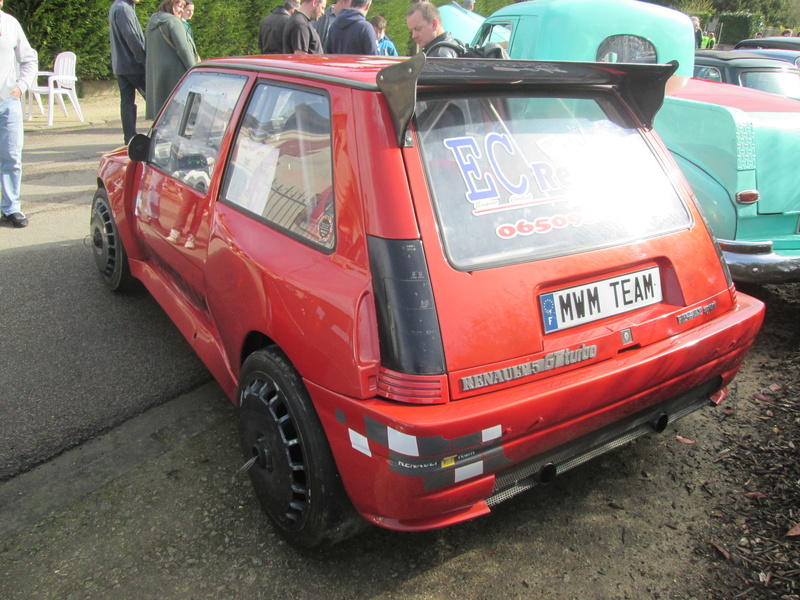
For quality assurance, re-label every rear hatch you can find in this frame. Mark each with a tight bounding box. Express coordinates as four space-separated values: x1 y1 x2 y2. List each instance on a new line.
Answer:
405 70 734 401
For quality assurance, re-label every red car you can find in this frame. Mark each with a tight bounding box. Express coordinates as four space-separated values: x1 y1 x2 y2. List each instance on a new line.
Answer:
90 55 764 548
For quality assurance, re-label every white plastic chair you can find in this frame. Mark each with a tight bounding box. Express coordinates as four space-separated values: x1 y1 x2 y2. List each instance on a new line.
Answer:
26 51 84 126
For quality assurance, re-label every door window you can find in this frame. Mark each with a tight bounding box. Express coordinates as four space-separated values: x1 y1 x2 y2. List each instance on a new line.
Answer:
150 72 247 192
474 21 512 50
694 66 722 82
221 83 335 251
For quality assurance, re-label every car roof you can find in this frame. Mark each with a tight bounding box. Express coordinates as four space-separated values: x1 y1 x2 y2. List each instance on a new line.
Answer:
734 47 800 61
671 78 800 112
695 50 798 69
735 37 800 50
196 54 679 133
200 55 401 89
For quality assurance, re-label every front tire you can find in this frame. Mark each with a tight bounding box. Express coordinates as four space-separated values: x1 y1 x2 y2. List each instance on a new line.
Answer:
238 347 364 548
90 189 134 292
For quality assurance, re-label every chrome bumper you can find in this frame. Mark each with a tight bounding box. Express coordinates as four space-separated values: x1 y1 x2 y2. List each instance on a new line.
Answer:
720 239 800 285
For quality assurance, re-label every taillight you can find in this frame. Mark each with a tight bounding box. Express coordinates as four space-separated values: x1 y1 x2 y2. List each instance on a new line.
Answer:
735 190 759 204
368 236 447 403
377 367 449 404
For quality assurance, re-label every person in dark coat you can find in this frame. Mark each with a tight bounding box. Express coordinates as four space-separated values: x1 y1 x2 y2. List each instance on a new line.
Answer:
145 0 198 120
283 0 327 54
313 0 350 52
259 0 300 54
109 0 146 144
327 0 377 54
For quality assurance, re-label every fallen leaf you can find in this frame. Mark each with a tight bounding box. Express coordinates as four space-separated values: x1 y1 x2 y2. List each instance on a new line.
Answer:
676 435 695 444
712 542 730 560
786 523 800 537
769 383 782 392
745 492 767 500
752 393 772 402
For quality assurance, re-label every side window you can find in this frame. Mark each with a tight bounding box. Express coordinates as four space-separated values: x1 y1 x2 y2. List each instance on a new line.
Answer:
694 66 722 82
221 83 334 251
475 21 512 50
150 72 247 193
597 35 657 64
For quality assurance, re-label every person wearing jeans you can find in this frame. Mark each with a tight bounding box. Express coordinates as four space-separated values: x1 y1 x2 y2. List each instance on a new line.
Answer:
0 0 37 229
109 0 146 145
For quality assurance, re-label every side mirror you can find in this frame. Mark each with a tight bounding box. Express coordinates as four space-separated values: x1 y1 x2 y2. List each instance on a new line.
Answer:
127 134 151 163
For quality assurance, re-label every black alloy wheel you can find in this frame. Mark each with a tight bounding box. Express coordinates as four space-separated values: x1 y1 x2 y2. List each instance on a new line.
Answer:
238 347 364 548
90 189 133 292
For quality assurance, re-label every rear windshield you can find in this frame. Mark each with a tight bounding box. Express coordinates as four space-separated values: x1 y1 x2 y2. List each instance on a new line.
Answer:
415 93 691 269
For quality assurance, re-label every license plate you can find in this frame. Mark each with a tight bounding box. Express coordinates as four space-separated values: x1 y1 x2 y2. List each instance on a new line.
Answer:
540 267 662 333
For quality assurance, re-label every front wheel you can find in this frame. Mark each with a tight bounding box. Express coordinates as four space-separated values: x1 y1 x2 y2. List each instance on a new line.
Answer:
238 347 364 548
90 189 134 292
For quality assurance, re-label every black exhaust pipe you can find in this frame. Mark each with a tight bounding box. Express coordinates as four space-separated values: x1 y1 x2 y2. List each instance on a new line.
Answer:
651 413 669 433
536 462 558 485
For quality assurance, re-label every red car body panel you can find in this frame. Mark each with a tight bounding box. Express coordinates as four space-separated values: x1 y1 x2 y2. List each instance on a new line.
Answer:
672 77 800 112
94 56 764 533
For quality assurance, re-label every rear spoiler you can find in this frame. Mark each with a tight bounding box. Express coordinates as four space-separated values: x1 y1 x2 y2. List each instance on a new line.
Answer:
376 53 678 147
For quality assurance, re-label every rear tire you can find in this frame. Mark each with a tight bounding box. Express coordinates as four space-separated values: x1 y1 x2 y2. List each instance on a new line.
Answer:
238 347 364 548
90 189 134 292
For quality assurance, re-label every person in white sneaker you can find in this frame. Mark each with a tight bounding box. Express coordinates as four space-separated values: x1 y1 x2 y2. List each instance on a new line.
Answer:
0 0 37 228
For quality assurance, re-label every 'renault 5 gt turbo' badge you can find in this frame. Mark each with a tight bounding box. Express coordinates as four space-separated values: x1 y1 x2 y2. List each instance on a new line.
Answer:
460 344 598 391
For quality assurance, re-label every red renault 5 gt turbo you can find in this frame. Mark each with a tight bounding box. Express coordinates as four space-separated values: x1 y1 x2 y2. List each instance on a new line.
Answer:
90 54 764 548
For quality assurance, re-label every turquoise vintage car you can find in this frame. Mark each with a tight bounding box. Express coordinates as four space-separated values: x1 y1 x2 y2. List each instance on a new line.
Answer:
469 0 800 284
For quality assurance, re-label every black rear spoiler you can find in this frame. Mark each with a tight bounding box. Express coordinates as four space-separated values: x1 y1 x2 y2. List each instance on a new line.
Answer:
376 53 678 147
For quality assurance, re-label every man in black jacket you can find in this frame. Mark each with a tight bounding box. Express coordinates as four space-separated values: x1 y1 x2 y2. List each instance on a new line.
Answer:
259 0 300 54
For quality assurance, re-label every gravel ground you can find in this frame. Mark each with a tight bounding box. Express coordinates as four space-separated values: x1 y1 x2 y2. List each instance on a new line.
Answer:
0 283 797 599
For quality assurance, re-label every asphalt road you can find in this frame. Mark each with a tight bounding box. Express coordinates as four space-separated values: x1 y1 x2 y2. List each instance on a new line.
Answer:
0 106 211 481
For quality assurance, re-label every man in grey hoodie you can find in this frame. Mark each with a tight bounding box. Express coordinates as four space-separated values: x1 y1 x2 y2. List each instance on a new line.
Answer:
326 0 377 55
109 0 146 145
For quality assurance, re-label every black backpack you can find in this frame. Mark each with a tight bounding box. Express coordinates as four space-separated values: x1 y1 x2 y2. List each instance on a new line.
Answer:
427 39 510 59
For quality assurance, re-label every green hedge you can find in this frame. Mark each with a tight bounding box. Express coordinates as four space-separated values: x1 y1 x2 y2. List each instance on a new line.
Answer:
718 12 763 45
7 0 520 81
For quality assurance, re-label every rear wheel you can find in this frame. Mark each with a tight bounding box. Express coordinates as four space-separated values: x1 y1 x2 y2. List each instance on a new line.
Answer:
90 189 134 291
238 347 364 548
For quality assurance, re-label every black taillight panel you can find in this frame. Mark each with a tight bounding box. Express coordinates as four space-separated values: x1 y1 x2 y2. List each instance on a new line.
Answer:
368 236 446 375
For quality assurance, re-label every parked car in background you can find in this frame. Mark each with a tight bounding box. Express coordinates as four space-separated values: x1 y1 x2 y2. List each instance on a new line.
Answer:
655 80 800 283
474 0 800 284
90 54 763 547
693 50 800 100
470 0 695 88
438 1 485 45
734 47 800 69
735 36 800 51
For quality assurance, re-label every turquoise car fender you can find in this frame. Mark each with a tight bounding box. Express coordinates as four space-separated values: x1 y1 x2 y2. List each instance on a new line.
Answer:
668 152 737 240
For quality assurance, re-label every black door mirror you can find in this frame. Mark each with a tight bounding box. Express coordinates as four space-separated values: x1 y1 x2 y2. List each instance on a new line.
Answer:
127 134 151 163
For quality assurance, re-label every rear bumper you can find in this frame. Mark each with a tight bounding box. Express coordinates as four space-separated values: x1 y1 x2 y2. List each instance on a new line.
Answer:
721 239 800 284
310 293 764 532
